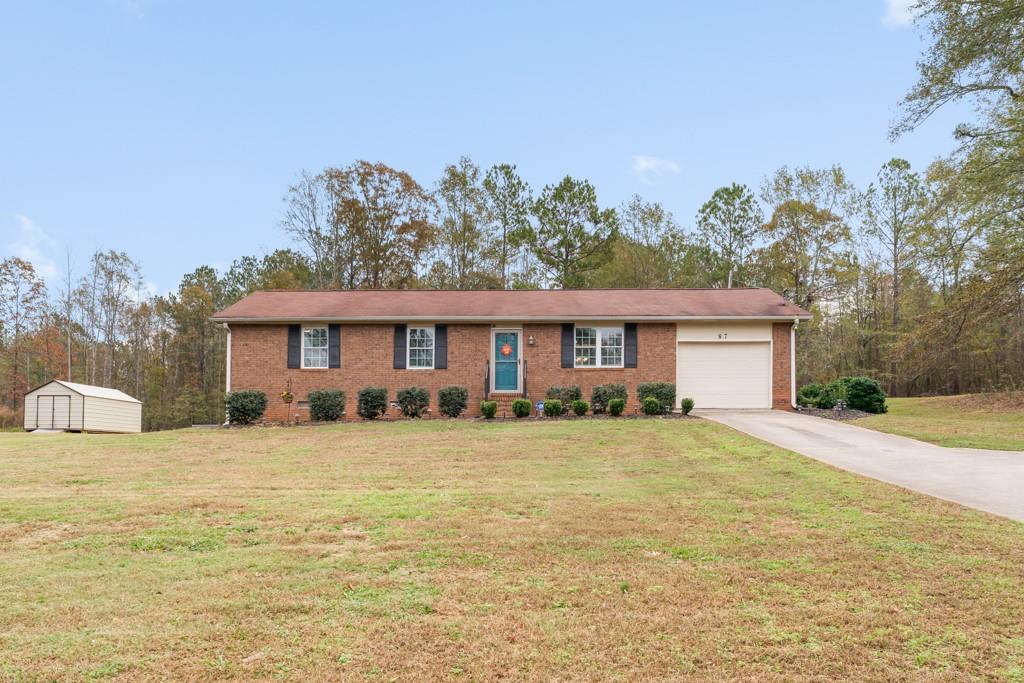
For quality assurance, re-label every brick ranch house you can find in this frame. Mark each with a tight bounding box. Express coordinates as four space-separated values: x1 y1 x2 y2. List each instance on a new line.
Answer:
211 288 811 420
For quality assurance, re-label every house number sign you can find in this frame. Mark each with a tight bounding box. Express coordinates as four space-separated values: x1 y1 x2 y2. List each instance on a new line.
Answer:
718 333 728 340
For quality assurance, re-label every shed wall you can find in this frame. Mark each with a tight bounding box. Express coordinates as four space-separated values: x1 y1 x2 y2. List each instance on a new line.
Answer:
83 397 143 433
23 382 84 430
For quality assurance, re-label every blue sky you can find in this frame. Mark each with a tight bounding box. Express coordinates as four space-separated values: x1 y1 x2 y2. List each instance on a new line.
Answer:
1 1 963 294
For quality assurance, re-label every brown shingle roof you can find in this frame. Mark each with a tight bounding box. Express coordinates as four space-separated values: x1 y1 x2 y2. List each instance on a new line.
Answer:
212 288 810 322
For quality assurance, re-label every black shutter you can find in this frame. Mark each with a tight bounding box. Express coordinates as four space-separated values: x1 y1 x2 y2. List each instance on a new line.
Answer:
393 324 407 369
434 325 448 369
561 323 574 368
328 324 341 368
624 323 638 368
287 324 301 369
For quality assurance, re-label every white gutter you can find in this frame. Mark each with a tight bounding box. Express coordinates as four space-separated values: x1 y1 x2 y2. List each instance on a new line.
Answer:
223 323 231 425
790 317 798 408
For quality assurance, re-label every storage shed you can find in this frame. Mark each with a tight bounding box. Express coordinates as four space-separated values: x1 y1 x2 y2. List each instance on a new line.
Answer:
23 380 142 433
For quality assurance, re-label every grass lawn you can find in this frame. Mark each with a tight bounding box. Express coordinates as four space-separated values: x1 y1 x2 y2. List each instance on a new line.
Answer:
857 394 1024 451
1 420 1023 681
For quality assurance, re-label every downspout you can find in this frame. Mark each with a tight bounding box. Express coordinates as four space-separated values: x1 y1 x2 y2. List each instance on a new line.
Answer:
223 323 231 425
790 317 798 408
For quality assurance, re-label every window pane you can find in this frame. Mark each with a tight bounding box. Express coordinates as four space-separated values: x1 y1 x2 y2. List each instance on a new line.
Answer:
302 327 328 367
575 327 596 346
601 346 622 366
576 347 596 366
408 327 434 368
599 327 623 367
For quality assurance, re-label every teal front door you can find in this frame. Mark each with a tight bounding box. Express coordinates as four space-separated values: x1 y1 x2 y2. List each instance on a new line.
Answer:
494 331 519 391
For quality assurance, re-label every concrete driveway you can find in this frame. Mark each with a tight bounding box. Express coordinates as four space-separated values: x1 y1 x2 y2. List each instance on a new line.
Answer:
696 409 1024 522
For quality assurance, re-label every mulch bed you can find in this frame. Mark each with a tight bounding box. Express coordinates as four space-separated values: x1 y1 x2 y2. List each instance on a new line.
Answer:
797 406 872 421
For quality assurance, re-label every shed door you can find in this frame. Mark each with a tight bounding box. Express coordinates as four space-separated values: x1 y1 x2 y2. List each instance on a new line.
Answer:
36 396 55 429
677 342 771 409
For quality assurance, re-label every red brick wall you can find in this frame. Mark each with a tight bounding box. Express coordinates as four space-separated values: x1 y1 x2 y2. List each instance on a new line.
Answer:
229 322 678 420
772 322 794 410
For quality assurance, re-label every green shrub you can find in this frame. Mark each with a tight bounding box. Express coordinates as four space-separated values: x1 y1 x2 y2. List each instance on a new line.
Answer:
680 397 695 415
637 382 675 415
480 400 498 419
546 385 581 412
226 391 267 425
814 384 840 409
437 386 468 418
841 376 888 413
543 399 563 417
396 387 430 417
797 383 825 408
642 396 662 416
308 390 345 421
357 387 388 419
608 398 625 416
591 383 627 414
511 398 532 418
571 400 589 416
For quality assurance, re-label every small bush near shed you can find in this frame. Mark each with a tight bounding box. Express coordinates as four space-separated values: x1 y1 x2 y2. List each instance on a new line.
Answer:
511 398 532 418
437 386 469 418
226 391 267 425
480 400 498 419
680 397 695 415
642 396 662 416
308 390 345 421
591 383 627 414
396 387 430 418
608 398 625 416
543 400 563 417
637 382 675 415
357 387 388 420
546 385 582 411
571 400 589 416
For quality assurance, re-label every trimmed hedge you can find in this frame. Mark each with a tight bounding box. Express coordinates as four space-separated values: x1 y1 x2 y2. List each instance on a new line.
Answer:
543 399 563 417
546 385 581 413
680 397 695 415
396 387 430 418
571 400 589 416
511 398 532 418
438 386 468 418
308 390 345 421
642 396 662 416
590 383 627 414
840 376 887 413
637 382 675 415
357 387 388 419
480 400 498 419
226 391 267 425
608 398 625 416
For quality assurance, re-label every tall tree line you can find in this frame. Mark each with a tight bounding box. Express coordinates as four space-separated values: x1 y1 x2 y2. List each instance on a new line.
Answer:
1 0 1020 428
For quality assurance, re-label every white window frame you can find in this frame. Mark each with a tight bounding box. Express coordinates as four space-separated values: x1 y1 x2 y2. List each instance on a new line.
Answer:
407 325 435 370
301 325 330 369
574 325 624 368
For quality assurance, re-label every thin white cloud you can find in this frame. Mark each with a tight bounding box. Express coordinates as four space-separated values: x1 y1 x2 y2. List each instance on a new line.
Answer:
631 155 681 184
110 0 145 18
882 0 916 28
10 214 59 279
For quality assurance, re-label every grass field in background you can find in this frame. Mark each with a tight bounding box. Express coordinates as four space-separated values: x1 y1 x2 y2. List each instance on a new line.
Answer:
857 394 1024 450
1 420 1022 681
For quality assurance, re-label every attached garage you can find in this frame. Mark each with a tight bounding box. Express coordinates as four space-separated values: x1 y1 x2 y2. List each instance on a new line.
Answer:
676 323 775 410
23 380 142 433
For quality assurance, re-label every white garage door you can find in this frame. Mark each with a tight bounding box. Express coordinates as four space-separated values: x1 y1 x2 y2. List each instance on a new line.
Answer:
677 342 771 409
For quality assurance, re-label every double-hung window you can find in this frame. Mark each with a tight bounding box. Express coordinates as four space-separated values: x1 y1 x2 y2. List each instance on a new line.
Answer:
302 326 329 368
408 326 434 369
574 326 623 368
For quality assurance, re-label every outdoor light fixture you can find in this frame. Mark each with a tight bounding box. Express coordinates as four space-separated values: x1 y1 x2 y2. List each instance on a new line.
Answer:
528 335 536 346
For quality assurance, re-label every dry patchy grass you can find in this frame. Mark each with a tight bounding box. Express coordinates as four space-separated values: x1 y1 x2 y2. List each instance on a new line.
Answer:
858 394 1024 450
0 420 1022 681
